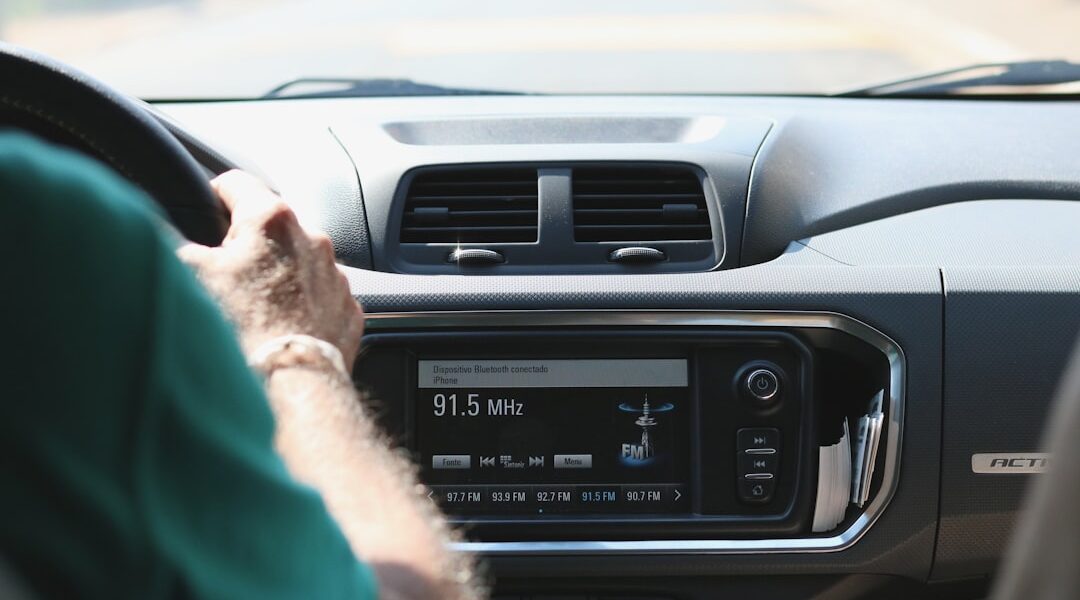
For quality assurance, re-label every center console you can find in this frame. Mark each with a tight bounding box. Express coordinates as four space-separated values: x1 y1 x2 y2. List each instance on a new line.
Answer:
355 311 902 553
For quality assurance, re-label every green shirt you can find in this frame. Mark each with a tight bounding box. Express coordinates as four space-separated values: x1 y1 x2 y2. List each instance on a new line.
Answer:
0 132 377 599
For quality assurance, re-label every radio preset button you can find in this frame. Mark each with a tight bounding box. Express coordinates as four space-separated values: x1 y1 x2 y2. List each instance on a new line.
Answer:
430 485 484 511
533 486 575 512
486 486 532 510
577 486 620 507
621 484 680 511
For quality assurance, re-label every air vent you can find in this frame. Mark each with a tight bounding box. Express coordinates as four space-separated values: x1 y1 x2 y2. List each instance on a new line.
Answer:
572 166 712 242
401 168 538 243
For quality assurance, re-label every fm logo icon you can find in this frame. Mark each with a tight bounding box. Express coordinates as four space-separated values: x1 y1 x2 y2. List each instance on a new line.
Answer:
618 395 675 467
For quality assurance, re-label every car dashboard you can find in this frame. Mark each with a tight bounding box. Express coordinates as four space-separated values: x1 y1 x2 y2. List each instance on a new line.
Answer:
160 94 1080 599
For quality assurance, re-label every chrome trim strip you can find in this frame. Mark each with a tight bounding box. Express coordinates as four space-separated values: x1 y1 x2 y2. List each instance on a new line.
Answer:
363 309 905 555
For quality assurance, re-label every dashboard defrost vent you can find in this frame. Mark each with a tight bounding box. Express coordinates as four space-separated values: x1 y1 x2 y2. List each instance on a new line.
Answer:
401 167 538 243
572 165 711 242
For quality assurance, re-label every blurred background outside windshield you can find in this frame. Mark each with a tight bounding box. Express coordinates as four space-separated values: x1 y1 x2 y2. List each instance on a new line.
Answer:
2 0 1079 99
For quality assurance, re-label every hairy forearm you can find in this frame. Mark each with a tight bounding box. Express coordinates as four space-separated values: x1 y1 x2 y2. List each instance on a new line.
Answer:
264 366 482 600
177 172 478 597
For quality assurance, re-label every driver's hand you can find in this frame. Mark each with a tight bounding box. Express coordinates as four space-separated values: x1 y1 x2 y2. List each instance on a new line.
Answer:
177 170 364 364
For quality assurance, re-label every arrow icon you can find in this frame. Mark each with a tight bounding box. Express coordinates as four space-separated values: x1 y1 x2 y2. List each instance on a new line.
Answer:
674 489 682 502
427 489 435 500
480 456 495 467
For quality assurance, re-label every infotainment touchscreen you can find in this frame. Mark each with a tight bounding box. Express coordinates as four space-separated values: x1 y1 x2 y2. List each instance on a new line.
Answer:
417 358 690 515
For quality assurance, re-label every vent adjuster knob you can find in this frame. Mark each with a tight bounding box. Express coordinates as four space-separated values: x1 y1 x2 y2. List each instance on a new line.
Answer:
447 248 505 266
608 246 667 264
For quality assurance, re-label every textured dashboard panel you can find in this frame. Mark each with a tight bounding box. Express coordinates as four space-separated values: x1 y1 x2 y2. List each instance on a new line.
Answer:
798 200 1080 267
154 105 374 268
933 266 1080 581
744 103 1080 265
344 264 943 581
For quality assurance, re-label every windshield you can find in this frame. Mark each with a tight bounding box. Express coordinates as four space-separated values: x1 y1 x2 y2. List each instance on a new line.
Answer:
2 0 1079 99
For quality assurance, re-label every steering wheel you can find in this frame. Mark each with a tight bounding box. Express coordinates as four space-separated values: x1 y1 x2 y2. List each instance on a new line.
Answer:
0 42 229 246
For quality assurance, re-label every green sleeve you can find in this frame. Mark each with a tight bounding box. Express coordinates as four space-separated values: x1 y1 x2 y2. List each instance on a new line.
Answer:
0 133 377 599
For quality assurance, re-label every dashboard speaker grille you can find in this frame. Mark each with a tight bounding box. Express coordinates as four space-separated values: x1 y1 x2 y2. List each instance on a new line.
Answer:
572 165 711 242
401 168 539 243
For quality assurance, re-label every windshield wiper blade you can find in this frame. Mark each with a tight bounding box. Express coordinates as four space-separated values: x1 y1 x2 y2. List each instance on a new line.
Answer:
838 60 1080 97
262 77 529 99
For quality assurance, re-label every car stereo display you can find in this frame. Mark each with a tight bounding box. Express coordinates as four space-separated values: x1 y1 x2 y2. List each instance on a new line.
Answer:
417 358 689 516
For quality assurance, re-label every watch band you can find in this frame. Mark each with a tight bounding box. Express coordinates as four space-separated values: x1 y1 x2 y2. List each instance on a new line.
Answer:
248 334 349 378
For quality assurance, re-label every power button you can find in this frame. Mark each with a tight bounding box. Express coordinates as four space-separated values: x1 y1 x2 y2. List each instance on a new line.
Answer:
745 368 780 402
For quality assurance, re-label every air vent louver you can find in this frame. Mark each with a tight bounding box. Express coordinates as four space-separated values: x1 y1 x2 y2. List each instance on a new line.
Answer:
401 168 538 243
572 166 711 242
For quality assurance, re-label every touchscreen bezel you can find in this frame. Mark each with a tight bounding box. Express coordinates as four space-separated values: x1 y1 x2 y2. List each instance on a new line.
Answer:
369 328 818 541
354 311 901 552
